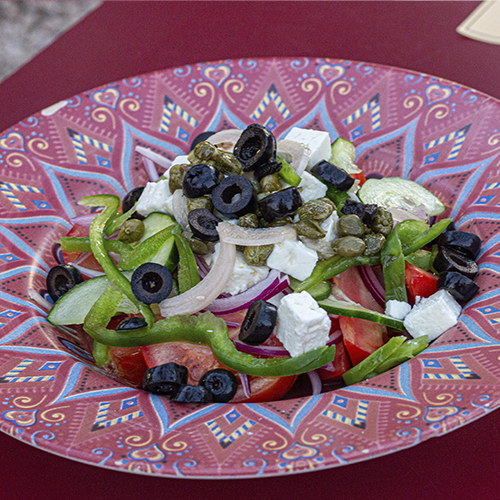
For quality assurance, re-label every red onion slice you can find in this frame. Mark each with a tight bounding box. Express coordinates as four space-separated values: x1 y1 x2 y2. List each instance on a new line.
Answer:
28 288 53 310
239 372 251 398
70 213 98 229
135 146 172 170
307 370 322 396
277 140 311 176
194 254 211 279
71 263 106 278
358 265 386 309
205 129 242 152
327 329 343 346
232 338 290 357
142 156 160 182
218 221 296 246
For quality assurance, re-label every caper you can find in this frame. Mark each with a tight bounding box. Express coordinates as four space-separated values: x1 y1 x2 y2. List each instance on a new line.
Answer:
338 214 365 237
294 220 326 239
243 244 274 266
371 207 393 237
363 233 386 256
184 236 210 255
117 219 145 243
187 195 213 212
239 213 259 228
260 215 294 228
188 141 218 163
261 173 282 193
211 151 243 175
298 199 334 221
169 164 190 192
331 236 366 257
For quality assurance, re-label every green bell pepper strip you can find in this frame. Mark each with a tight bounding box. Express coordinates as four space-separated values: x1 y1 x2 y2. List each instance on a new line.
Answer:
93 340 109 367
326 185 349 214
83 288 337 377
60 236 133 261
276 155 301 187
78 194 156 327
381 228 407 303
342 336 406 386
104 204 137 237
174 234 200 293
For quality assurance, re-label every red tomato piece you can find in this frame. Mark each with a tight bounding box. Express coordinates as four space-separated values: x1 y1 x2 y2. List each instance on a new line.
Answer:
340 317 386 366
404 261 438 306
351 171 367 186
109 346 148 386
317 339 352 381
62 223 104 274
231 374 297 403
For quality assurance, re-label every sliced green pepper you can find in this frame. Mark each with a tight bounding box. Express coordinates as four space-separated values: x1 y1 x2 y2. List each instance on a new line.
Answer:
60 236 133 261
104 203 138 237
174 234 200 293
326 185 349 214
276 155 301 187
93 340 109 368
381 228 407 303
83 288 337 377
78 194 155 327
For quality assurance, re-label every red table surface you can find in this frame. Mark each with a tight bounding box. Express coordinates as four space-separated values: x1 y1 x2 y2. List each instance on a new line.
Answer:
1 2 499 499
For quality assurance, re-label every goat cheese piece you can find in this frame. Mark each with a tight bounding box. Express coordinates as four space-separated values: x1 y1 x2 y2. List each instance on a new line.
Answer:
275 291 331 357
136 179 172 216
403 290 461 341
211 243 269 296
298 171 327 202
385 300 412 320
285 127 331 169
266 239 318 281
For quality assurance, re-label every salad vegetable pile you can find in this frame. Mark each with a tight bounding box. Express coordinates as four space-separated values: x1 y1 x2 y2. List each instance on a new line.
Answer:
41 124 482 404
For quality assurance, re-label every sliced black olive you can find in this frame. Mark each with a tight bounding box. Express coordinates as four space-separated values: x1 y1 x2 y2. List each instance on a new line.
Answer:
239 300 278 345
199 369 238 403
122 186 145 220
116 316 148 331
188 208 222 241
311 160 355 192
341 198 378 225
171 384 212 403
254 160 282 182
439 230 481 260
437 271 479 303
143 362 188 397
433 247 478 280
258 187 303 223
46 264 83 302
190 131 216 151
182 164 220 198
234 124 276 172
211 175 256 217
131 263 173 304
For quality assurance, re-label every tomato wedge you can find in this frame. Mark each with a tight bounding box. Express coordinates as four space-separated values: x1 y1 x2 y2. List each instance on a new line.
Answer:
108 346 148 386
405 261 438 306
317 339 352 381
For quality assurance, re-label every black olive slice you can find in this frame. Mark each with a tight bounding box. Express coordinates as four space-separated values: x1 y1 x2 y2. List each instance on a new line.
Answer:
311 160 355 192
433 247 478 280
143 362 188 397
171 384 212 403
257 187 303 223
190 131 216 151
234 124 276 172
211 175 256 217
239 300 278 345
437 271 479 303
122 186 146 220
199 369 238 403
46 264 83 302
341 199 378 225
182 164 220 198
116 316 148 331
439 230 481 260
188 208 222 241
254 160 282 182
131 263 173 304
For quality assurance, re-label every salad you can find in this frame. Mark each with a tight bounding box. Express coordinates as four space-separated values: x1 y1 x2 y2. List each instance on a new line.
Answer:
40 124 481 404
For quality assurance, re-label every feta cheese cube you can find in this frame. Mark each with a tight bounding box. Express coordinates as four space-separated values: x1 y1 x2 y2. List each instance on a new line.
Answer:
266 239 318 281
403 290 461 341
136 179 172 217
385 300 412 320
285 127 331 169
298 171 327 202
275 291 331 357
170 155 190 166
320 213 338 242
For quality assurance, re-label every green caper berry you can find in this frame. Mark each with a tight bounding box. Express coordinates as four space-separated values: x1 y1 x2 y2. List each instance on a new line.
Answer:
331 236 366 257
261 173 282 193
338 214 365 237
187 195 213 212
371 207 393 237
211 151 243 175
298 199 334 221
238 213 259 228
184 236 210 255
294 220 326 239
188 141 218 163
243 244 274 266
117 219 145 243
168 164 190 192
363 233 386 256
268 216 294 228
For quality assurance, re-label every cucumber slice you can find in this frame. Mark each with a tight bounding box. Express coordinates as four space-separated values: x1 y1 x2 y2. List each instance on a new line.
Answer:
318 296 406 331
358 177 446 216
134 212 176 246
47 271 137 326
329 137 361 174
289 278 332 301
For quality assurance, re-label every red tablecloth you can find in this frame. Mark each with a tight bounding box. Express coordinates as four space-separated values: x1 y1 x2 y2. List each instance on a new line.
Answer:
1 2 499 499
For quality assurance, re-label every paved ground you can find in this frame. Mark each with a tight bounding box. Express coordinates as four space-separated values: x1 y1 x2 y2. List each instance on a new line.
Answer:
0 1 101 82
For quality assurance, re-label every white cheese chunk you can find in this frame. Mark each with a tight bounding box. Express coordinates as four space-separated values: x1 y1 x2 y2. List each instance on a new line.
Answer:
266 239 318 281
298 171 327 202
320 213 338 242
285 127 331 169
275 291 331 357
385 300 412 320
403 290 461 341
211 244 269 296
136 179 172 217
170 154 190 166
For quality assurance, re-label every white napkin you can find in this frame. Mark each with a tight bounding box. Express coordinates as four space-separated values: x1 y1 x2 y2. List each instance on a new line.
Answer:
457 1 500 45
